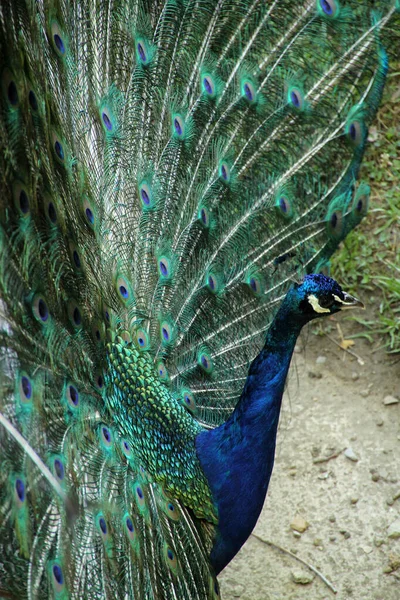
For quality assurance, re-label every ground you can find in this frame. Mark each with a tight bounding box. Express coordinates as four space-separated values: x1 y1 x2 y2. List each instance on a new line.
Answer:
220 306 400 600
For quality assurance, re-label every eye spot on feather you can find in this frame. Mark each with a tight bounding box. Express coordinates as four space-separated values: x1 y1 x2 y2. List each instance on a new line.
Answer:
72 250 81 269
318 0 338 17
157 361 169 381
206 272 219 293
7 80 18 105
100 425 112 449
353 188 369 218
139 182 152 208
52 132 65 164
28 90 38 111
54 34 65 54
326 209 343 238
123 513 139 545
247 274 263 295
275 194 293 218
160 321 172 344
158 257 171 279
307 293 331 314
85 207 94 223
33 295 50 324
182 390 197 415
136 39 151 65
96 373 105 390
242 80 256 103
52 563 64 588
135 328 150 351
115 275 133 305
50 21 67 57
126 516 134 532
288 88 304 111
137 42 146 61
15 478 25 503
102 111 112 131
1 69 20 108
346 119 365 147
198 351 213 374
53 458 65 481
198 206 210 227
13 182 31 217
99 517 107 534
134 483 148 513
219 161 230 183
172 114 185 138
55 141 64 160
68 301 82 329
202 75 215 97
121 439 133 459
163 544 179 574
20 375 32 402
66 384 79 408
47 201 57 223
19 190 29 214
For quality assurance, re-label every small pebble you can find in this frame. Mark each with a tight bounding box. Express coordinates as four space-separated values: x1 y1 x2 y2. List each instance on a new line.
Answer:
351 372 359 381
290 515 309 533
376 419 384 427
383 395 399 406
361 545 373 554
388 519 400 539
329 515 336 523
360 389 369 398
350 497 359 505
344 447 359 462
308 371 322 379
384 554 400 573
316 355 327 365
291 569 314 585
313 538 323 547
340 529 351 539
329 535 336 542
374 537 384 548
371 473 380 482
294 345 301 354
292 531 301 539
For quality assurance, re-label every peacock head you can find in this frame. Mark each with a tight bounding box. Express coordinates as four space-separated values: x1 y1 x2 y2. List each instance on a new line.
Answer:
293 273 364 320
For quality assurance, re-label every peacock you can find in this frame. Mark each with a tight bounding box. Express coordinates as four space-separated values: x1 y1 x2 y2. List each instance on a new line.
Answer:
0 0 398 598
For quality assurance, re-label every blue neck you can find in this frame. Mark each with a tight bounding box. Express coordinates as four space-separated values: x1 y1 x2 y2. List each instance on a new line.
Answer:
196 292 305 573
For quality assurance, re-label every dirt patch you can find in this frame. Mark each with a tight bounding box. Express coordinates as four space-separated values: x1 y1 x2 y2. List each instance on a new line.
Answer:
220 309 400 600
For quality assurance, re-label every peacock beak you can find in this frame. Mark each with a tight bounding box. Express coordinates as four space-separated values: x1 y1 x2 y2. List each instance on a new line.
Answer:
335 292 365 310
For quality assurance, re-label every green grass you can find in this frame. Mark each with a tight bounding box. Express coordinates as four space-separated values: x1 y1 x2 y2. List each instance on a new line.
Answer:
331 68 400 353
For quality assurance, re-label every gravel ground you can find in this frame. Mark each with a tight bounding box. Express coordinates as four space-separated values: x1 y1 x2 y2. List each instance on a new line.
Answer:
220 310 400 600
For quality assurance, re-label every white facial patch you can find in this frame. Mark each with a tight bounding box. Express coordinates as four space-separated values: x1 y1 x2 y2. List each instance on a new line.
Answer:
333 293 345 304
307 294 330 314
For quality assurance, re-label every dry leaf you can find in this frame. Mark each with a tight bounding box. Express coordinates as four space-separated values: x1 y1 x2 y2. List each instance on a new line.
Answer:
339 339 355 350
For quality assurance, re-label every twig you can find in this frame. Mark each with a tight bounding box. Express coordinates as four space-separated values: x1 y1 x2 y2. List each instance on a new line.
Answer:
251 533 338 594
325 333 365 365
313 447 345 464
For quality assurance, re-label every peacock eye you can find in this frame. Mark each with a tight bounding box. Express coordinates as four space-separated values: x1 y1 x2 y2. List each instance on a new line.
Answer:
319 294 334 308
